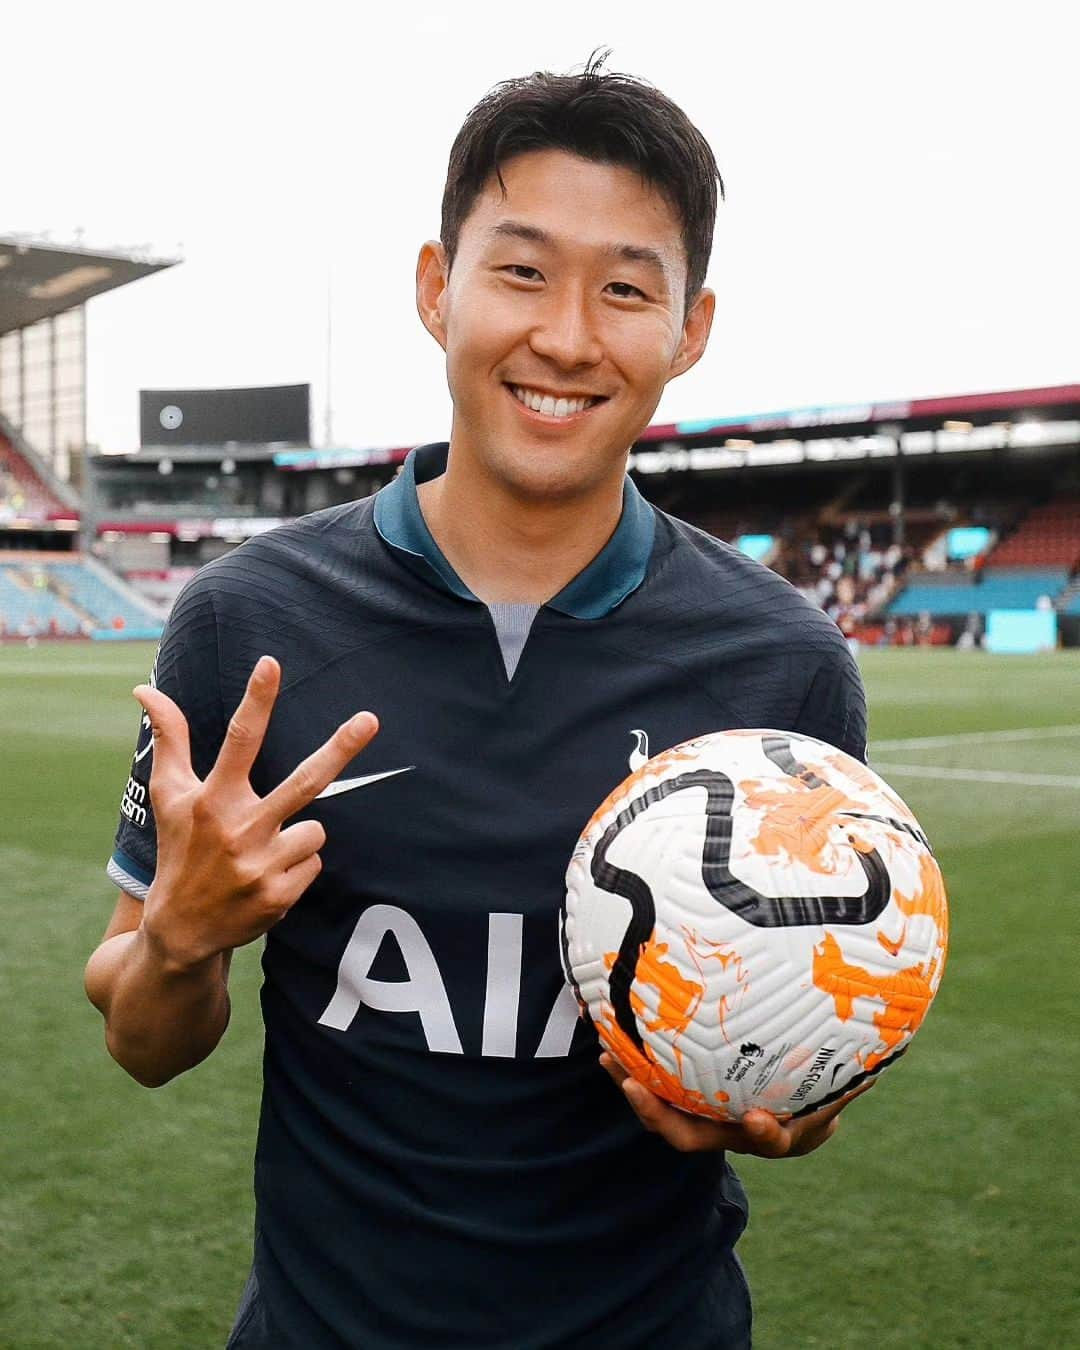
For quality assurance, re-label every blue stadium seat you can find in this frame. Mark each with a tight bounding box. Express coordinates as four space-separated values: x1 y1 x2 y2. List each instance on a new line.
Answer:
888 567 1069 616
43 561 162 633
0 566 82 634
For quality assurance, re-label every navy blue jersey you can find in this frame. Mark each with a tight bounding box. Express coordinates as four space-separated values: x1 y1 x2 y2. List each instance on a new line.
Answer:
109 443 866 1349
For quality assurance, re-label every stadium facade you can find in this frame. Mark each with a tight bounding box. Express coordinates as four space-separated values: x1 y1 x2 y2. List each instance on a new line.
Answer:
0 235 1076 647
0 236 174 636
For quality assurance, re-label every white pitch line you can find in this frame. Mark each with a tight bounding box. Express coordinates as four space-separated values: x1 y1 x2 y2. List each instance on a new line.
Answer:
0 665 136 678
872 724 1080 751
870 762 1080 790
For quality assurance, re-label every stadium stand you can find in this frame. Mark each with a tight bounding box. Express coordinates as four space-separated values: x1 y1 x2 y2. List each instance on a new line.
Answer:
984 497 1080 569
0 555 162 638
885 489 1079 619
887 568 1070 617
44 558 164 632
3 347 1077 650
0 429 69 521
0 565 82 636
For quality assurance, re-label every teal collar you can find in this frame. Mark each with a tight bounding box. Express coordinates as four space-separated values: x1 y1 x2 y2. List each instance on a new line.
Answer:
372 443 655 619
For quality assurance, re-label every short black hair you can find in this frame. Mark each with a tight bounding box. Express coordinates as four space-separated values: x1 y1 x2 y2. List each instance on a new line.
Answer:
441 49 723 317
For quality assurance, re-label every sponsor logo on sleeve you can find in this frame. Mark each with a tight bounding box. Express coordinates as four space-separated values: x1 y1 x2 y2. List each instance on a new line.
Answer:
120 775 148 828
121 656 158 828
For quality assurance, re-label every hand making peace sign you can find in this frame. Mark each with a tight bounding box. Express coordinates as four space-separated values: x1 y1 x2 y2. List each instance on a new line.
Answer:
133 655 378 972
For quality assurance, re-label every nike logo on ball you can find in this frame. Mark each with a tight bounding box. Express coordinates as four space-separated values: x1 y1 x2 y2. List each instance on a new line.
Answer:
316 766 415 799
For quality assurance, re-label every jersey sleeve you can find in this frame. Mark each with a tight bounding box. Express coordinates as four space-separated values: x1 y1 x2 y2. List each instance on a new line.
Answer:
794 639 868 764
107 578 226 899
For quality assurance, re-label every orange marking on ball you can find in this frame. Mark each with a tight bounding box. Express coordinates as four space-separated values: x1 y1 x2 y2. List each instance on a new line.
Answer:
634 935 704 1038
876 925 908 957
895 853 950 951
598 944 731 1120
681 930 752 1045
811 931 941 1071
739 778 869 876
595 1006 732 1119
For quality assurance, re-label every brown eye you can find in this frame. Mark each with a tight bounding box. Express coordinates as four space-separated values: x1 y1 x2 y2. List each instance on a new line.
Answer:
608 282 646 299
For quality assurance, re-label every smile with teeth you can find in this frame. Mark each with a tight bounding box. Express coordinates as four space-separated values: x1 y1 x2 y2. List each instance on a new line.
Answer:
508 384 604 419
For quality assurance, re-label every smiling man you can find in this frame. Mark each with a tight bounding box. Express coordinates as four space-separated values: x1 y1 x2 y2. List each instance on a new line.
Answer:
86 54 867 1350
413 147 709 605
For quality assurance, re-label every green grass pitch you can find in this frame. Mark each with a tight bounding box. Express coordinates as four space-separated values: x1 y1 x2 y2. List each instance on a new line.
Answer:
1 643 1077 1348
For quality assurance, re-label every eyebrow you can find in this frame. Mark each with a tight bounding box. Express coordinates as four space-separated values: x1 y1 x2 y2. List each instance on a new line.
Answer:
488 221 669 279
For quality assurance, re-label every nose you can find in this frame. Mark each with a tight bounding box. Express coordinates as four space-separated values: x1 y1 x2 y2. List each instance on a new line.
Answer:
528 283 604 371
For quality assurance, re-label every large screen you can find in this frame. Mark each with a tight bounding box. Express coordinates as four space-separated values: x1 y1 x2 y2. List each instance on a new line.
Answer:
140 384 310 447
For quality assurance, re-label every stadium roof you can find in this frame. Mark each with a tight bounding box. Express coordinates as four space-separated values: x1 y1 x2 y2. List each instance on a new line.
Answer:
264 382 1080 475
0 236 177 335
639 383 1080 442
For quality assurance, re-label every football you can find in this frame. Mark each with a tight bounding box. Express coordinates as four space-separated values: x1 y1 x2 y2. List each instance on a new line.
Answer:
562 729 948 1120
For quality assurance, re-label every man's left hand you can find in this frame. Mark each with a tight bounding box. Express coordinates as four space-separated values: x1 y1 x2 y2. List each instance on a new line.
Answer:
599 1053 874 1158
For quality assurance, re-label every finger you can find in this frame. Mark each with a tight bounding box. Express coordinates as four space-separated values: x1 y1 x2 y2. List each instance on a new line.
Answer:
800 1077 877 1130
739 1110 794 1158
279 852 323 905
274 818 327 870
780 1079 875 1156
621 1080 747 1153
599 1053 629 1084
133 684 195 792
259 712 379 824
786 1113 841 1158
841 1077 877 1105
619 1079 667 1135
207 656 281 787
602 1056 766 1153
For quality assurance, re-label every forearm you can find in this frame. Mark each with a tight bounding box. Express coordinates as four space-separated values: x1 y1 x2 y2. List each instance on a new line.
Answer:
85 924 231 1087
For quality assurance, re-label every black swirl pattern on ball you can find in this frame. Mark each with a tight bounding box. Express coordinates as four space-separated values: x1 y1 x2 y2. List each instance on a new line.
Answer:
590 741 892 1051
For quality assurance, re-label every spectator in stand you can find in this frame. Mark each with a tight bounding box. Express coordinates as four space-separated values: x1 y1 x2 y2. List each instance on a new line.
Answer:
773 525 910 643
955 614 982 650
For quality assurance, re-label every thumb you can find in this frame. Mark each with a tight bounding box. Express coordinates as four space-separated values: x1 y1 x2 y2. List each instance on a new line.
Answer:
133 684 195 791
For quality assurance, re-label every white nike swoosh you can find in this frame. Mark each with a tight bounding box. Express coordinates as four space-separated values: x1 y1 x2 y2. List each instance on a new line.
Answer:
315 766 415 799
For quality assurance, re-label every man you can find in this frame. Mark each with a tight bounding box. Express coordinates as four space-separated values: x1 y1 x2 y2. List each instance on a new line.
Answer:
86 55 868 1349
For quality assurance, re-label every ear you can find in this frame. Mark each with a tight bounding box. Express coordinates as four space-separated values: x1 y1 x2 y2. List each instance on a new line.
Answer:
416 240 450 351
666 287 715 384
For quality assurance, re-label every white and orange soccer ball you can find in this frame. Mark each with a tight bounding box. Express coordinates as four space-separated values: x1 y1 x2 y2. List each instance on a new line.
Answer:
562 730 948 1121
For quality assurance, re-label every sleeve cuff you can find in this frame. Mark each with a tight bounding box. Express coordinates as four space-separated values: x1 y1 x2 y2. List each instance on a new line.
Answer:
107 849 154 900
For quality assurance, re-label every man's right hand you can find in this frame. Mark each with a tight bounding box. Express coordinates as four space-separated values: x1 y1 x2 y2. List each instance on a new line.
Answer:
135 654 378 972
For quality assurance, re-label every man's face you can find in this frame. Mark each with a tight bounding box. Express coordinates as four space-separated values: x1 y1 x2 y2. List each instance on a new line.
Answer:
417 148 714 502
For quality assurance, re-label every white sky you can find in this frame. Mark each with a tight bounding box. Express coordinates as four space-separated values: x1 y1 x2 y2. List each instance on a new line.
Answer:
7 0 1078 453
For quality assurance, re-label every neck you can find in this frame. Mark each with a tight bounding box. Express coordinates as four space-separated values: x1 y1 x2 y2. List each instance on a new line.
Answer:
416 445 626 606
